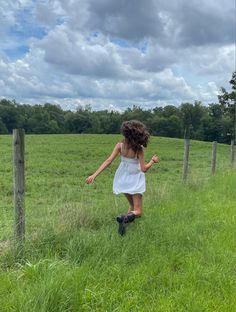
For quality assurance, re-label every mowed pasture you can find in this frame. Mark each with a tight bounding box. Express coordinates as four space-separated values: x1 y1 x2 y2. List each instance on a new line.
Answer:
0 134 235 311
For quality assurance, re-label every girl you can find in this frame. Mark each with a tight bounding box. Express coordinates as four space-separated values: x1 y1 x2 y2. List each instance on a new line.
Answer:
86 120 159 235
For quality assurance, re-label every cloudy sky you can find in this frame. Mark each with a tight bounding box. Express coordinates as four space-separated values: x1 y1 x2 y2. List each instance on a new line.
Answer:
0 0 235 111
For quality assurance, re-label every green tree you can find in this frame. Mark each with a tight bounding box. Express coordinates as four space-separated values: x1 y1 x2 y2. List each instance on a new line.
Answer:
96 111 121 134
0 99 20 132
44 103 66 133
162 105 180 118
123 105 152 124
65 112 93 133
218 71 236 140
149 115 182 137
27 106 54 134
0 118 8 134
180 101 206 139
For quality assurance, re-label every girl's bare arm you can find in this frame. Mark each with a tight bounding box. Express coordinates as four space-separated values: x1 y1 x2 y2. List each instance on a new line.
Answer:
86 143 121 184
139 149 159 173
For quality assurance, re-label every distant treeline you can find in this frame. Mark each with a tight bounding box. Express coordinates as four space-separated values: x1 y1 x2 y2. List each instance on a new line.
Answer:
0 72 235 143
0 99 233 143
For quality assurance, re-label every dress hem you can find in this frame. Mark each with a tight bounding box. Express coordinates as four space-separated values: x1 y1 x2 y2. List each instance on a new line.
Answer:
113 191 145 195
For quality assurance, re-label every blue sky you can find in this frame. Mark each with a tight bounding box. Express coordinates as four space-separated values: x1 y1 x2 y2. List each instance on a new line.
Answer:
0 0 235 111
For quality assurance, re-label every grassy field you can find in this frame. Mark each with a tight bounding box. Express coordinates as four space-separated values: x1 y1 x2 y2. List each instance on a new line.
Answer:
0 134 235 311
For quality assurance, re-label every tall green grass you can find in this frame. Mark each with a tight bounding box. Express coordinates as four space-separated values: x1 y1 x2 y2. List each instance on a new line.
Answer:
0 134 235 311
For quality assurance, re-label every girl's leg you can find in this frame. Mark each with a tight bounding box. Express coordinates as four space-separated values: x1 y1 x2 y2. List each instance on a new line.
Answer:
117 193 142 235
124 193 134 213
131 194 142 217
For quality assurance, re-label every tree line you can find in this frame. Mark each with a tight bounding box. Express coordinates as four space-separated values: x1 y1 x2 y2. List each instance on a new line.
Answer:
0 72 235 143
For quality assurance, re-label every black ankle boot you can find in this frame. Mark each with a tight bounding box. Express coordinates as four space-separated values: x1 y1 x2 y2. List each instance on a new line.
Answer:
116 214 125 223
116 214 126 236
116 213 136 236
124 212 135 223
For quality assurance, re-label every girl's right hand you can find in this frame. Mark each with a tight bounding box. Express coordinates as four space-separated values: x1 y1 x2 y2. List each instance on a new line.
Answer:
86 175 96 184
151 155 159 163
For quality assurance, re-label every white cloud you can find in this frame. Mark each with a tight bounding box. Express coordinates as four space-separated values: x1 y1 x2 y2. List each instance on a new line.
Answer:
196 81 220 102
184 45 235 76
39 26 132 79
0 0 234 110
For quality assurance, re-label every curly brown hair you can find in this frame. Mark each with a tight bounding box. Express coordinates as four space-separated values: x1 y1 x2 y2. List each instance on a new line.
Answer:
121 120 150 153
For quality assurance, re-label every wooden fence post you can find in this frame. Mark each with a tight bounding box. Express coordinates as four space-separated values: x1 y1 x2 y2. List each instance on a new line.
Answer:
183 138 190 181
230 139 235 167
211 141 217 175
13 129 25 250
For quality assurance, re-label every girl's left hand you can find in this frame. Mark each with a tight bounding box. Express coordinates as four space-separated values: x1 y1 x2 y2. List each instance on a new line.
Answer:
151 155 159 163
86 175 96 184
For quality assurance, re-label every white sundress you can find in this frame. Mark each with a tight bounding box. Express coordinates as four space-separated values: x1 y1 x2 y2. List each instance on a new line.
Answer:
113 144 146 195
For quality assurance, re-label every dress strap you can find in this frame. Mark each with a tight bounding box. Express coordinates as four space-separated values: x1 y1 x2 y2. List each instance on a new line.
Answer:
120 142 124 156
